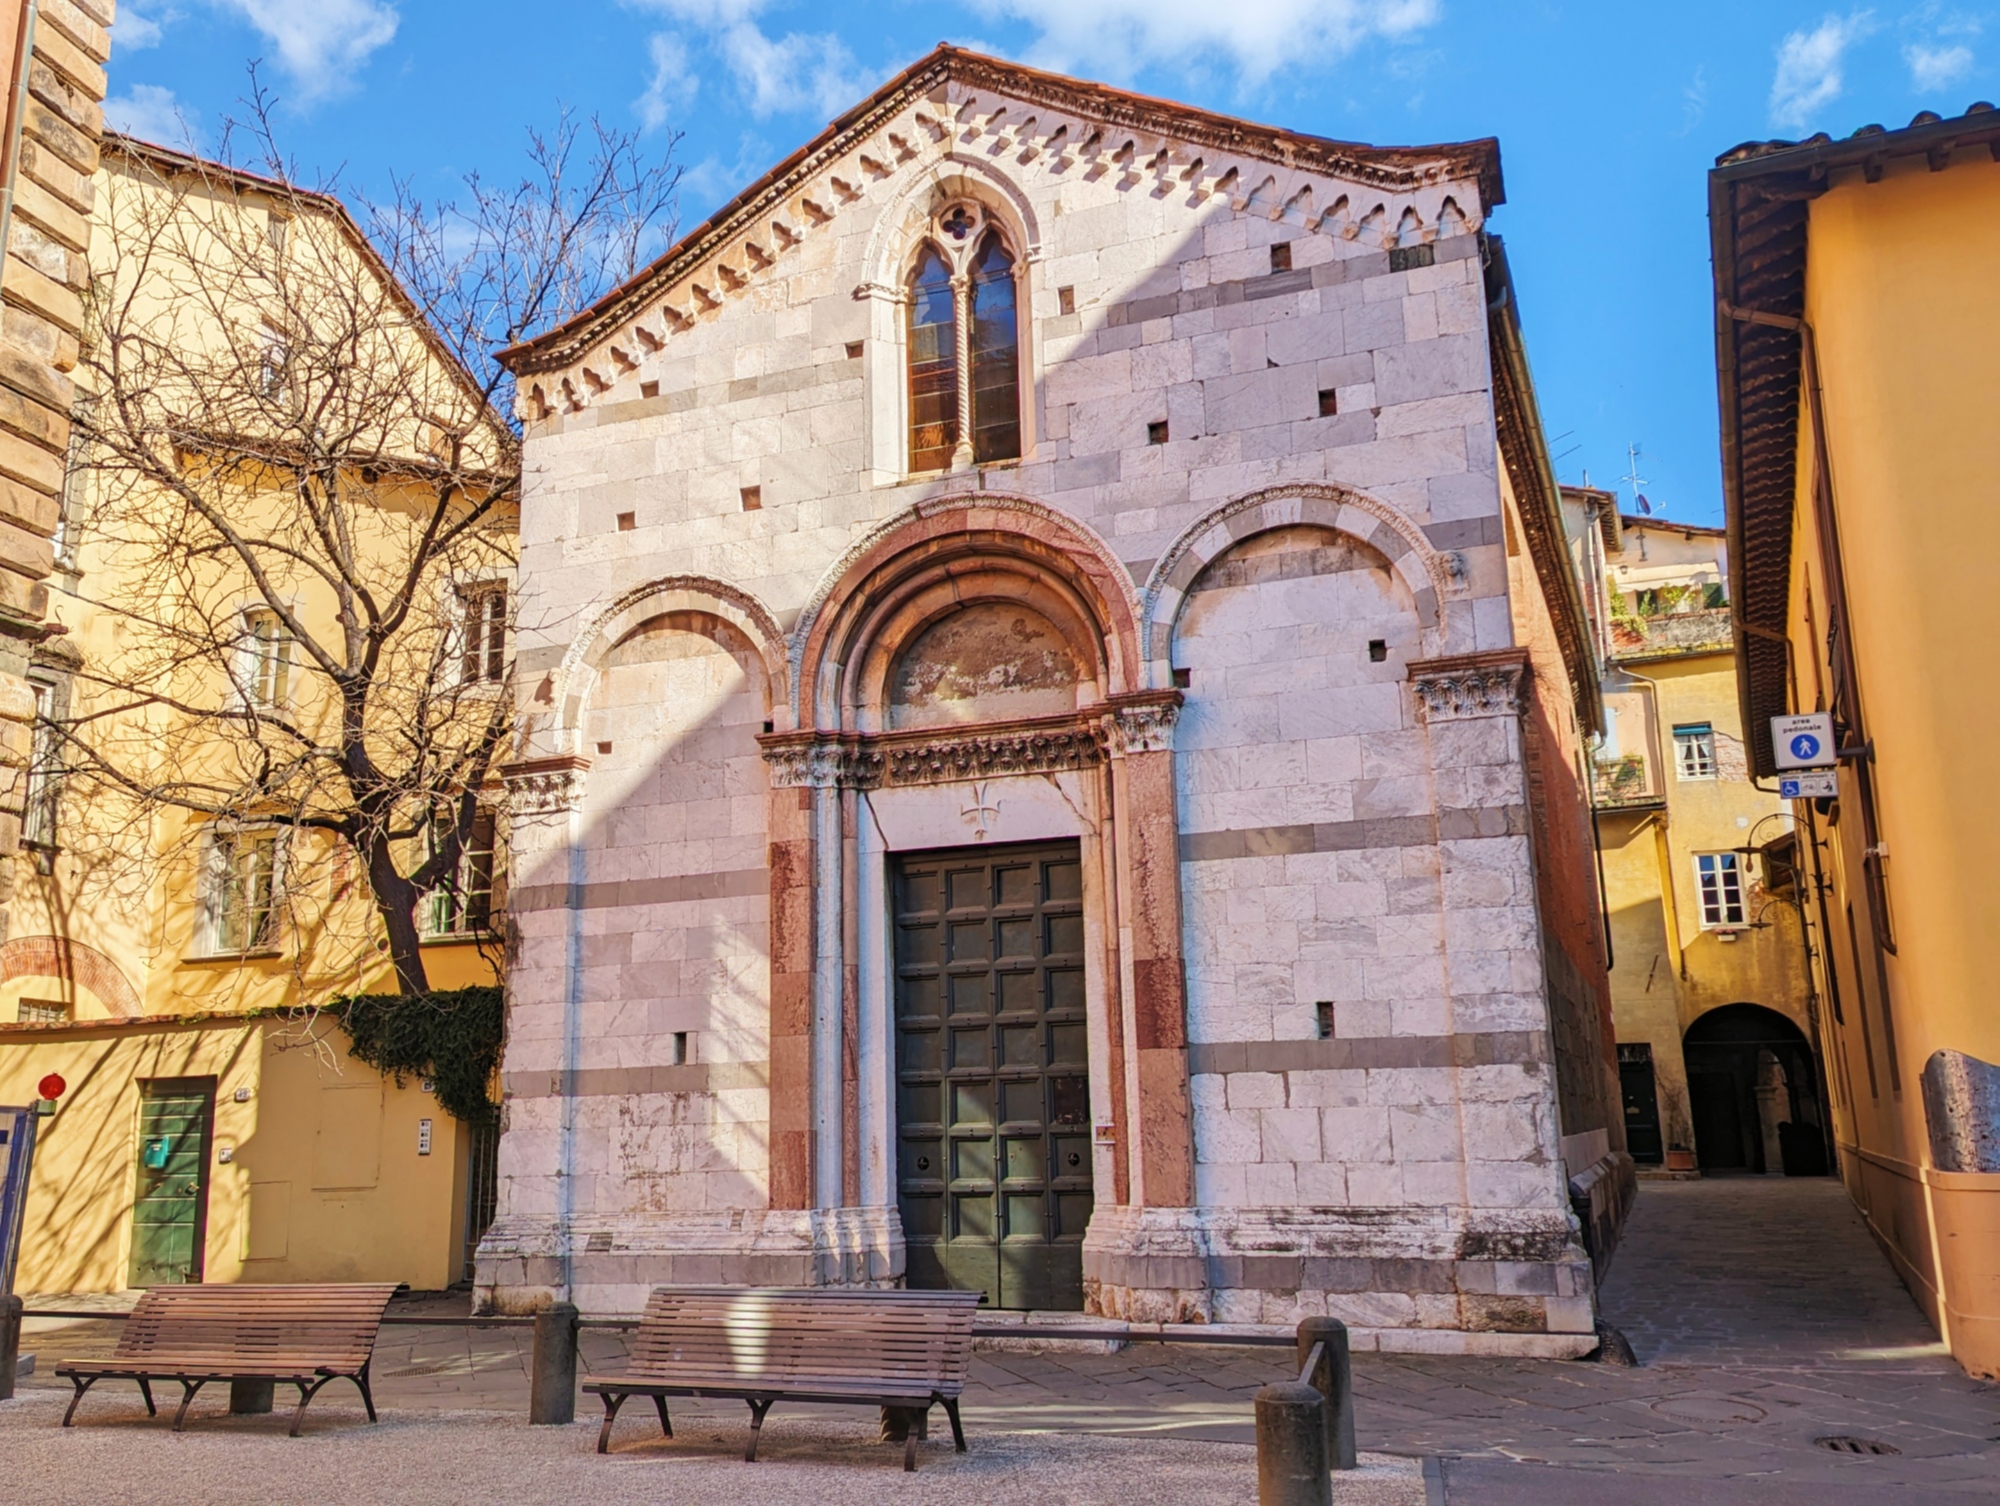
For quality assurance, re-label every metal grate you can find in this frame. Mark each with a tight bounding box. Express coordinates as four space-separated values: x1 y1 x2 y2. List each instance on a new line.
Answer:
1815 1435 1901 1456
462 1118 500 1282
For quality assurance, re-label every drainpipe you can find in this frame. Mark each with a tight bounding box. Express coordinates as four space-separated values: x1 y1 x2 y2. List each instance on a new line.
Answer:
0 2 37 274
559 802 584 1302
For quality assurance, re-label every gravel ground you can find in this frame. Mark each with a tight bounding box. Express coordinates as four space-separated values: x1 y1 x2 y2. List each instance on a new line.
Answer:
0 1388 1425 1505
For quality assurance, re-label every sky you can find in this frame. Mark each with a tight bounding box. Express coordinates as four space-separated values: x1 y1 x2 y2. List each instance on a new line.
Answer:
101 2 1996 527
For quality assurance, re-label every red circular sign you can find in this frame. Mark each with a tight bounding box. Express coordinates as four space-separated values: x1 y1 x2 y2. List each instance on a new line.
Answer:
37 1072 66 1100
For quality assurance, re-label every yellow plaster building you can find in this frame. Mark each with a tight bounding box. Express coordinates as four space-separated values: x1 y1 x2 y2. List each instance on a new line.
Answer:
1713 105 2000 1376
0 137 509 1295
1565 491 1819 1179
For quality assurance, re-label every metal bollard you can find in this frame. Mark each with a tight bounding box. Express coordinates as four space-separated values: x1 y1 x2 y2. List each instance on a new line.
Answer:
229 1378 275 1414
1255 1380 1331 1506
1296 1316 1357 1470
0 1293 21 1402
529 1301 578 1424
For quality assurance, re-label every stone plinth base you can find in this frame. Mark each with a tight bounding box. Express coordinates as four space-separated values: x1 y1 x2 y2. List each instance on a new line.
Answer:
474 1206 905 1315
1082 1204 1597 1338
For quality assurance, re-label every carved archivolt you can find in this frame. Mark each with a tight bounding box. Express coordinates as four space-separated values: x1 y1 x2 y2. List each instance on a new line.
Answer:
1143 483 1463 680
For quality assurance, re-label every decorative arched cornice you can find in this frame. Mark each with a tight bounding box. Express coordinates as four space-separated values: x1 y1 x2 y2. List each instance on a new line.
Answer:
551 574 788 754
1141 483 1464 670
789 491 1143 725
0 936 142 1019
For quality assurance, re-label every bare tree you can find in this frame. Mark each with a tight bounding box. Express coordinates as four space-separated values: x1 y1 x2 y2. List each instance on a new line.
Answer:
54 84 679 995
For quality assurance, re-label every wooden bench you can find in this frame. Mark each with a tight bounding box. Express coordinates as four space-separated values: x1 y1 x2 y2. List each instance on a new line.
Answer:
54 1283 401 1435
583 1286 983 1470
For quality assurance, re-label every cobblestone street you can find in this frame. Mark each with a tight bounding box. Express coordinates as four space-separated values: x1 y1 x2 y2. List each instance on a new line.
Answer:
7 1177 1997 1502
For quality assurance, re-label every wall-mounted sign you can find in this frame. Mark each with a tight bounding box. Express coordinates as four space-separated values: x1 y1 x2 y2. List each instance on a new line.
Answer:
1779 771 1838 799
1772 712 1837 770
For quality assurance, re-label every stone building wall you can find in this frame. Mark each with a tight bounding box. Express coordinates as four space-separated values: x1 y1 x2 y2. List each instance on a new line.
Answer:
482 50 1606 1349
0 0 111 936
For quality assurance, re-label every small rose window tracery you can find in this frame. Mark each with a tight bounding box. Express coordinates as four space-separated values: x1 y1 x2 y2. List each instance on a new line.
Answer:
904 204 1023 472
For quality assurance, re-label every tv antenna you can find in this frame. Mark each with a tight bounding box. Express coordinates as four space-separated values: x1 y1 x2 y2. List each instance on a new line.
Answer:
1619 443 1656 515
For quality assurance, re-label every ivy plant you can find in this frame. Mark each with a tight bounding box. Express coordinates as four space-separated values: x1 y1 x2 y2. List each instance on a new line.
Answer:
333 985 505 1126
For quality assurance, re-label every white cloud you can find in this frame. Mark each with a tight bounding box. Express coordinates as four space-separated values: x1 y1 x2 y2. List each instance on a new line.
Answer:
1769 12 1876 131
212 0 399 103
637 33 699 130
115 7 170 50
719 23 869 118
1906 40 1974 90
981 0 1438 86
105 84 198 144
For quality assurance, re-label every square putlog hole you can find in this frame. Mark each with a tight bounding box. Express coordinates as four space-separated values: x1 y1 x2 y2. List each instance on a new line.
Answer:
1057 286 1076 316
1369 640 1388 662
740 485 763 511
1269 242 1292 272
845 341 864 359
1318 389 1339 417
640 379 660 398
616 511 636 531
1171 666 1191 689
1147 420 1169 446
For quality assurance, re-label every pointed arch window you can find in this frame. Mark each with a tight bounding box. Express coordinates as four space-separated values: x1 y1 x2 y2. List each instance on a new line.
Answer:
907 244 958 473
904 210 1023 473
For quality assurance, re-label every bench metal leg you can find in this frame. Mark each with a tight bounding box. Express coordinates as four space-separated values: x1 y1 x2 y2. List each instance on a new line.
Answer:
942 1397 966 1453
60 1376 97 1427
138 1378 157 1417
172 1378 207 1432
595 1392 627 1455
904 1430 917 1473
352 1363 378 1424
652 1393 673 1439
289 1376 334 1437
744 1398 773 1463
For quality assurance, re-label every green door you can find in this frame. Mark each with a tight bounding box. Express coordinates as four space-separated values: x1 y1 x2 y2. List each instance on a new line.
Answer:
895 842 1093 1311
129 1079 214 1286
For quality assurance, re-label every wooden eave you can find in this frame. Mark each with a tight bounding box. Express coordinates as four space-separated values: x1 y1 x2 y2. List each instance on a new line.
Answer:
1710 103 2000 778
502 43 1503 379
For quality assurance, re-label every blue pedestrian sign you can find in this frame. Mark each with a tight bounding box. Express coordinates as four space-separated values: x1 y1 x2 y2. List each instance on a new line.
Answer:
1771 712 1837 771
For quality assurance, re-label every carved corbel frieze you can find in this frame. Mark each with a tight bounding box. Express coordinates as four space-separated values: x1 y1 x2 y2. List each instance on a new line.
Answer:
1408 650 1530 722
500 754 592 816
757 733 883 789
882 725 1108 786
1103 690 1184 755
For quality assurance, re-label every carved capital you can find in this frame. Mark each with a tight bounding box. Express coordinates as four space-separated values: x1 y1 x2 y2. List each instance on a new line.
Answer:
758 733 883 789
1409 650 1530 722
499 754 591 815
1104 690 1183 755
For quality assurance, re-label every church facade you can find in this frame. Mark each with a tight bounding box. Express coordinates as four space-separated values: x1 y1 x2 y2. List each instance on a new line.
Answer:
480 47 1625 1353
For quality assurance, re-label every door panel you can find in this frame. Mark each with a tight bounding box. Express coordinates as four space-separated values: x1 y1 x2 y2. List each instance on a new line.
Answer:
130 1079 214 1286
895 840 1092 1311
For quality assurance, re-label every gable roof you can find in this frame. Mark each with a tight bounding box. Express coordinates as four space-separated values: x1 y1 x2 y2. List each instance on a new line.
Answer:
502 44 1502 380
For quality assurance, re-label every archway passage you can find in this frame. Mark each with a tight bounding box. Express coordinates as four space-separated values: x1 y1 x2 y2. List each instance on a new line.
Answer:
1683 1004 1828 1176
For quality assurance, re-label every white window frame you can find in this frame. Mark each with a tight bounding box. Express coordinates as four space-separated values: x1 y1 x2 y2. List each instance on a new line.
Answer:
23 678 60 849
1693 851 1746 929
424 806 500 939
453 580 509 689
197 824 286 956
235 606 292 711
1673 723 1717 781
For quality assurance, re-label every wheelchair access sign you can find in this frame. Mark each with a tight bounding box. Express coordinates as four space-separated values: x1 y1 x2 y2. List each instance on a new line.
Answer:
1771 712 1837 771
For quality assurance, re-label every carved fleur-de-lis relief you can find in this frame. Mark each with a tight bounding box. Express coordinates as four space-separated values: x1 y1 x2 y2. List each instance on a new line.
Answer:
960 781 1001 840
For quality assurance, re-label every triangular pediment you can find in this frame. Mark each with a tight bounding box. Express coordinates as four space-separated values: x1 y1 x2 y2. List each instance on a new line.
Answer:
505 46 1500 419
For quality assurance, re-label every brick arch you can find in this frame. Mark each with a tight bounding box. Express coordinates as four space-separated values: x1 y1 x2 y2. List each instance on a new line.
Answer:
0 936 142 1019
1141 483 1462 680
789 492 1143 728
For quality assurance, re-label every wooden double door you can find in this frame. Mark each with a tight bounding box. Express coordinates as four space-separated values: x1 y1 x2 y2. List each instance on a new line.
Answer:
893 841 1093 1311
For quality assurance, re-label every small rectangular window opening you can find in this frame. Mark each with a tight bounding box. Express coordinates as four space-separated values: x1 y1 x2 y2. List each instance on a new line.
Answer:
845 341 864 359
616 511 636 532
1057 286 1076 316
672 1031 690 1066
640 379 660 399
740 485 762 511
1318 389 1340 418
1147 420 1169 446
1368 640 1388 662
1315 1002 1334 1040
1171 666 1192 689
1269 242 1292 272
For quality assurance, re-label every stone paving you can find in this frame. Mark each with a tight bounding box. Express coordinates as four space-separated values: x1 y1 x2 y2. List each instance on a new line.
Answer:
10 1176 1999 1502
